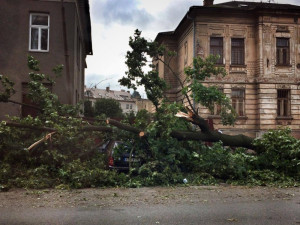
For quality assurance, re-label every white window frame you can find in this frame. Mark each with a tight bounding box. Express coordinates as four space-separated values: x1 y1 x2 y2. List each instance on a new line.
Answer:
29 13 50 52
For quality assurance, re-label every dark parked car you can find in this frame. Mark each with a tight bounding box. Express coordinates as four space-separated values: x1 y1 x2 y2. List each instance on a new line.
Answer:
99 140 140 171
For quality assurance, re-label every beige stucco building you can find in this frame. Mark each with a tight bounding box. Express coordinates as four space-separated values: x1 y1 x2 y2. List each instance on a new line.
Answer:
0 0 92 119
155 0 300 138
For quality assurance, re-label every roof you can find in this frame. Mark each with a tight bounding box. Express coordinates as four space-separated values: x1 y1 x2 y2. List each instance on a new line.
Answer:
155 1 300 42
85 88 135 102
214 1 300 10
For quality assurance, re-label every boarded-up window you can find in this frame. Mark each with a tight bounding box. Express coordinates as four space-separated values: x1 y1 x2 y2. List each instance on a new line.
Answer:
277 89 290 117
276 38 290 66
231 89 245 116
210 37 223 64
231 38 244 65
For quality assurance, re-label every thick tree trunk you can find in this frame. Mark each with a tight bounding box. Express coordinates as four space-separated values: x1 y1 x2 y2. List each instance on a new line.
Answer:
171 130 254 149
174 109 255 149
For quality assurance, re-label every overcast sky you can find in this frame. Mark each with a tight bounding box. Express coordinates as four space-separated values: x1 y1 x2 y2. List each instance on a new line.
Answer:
85 0 299 98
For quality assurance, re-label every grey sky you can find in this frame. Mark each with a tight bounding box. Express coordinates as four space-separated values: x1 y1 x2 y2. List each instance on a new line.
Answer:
92 0 153 28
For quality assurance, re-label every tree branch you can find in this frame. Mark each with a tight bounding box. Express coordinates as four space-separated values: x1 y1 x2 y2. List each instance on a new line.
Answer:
106 119 145 137
4 122 113 133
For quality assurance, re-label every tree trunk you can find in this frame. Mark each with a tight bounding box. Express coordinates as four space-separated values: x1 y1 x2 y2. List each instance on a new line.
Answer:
170 130 254 149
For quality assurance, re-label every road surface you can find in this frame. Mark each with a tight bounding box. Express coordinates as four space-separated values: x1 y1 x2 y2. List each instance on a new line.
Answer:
0 186 299 225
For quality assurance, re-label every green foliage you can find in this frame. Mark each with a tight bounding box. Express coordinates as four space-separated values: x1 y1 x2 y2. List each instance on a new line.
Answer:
253 128 300 178
0 75 15 102
184 55 237 125
84 100 94 117
119 29 167 109
94 98 123 118
0 56 114 189
1 56 299 189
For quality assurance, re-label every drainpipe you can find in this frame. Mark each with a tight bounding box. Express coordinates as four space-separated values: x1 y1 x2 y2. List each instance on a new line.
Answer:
61 0 72 104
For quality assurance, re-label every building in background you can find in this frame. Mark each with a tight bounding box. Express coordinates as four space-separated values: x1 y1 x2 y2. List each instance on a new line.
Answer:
155 0 300 138
0 0 92 119
85 87 138 114
135 98 154 113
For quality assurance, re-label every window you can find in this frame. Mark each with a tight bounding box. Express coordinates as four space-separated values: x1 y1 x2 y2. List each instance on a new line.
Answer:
130 104 132 109
126 104 129 109
276 38 290 66
210 37 223 64
231 38 244 65
212 88 223 115
231 89 245 116
277 89 290 117
29 14 50 51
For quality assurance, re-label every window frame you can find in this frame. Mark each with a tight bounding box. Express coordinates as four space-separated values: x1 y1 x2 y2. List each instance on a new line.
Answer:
231 88 245 117
231 38 245 66
277 89 291 117
276 38 290 66
210 37 224 65
29 13 50 52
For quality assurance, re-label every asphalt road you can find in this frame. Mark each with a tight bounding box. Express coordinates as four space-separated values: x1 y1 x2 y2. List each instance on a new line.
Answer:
0 186 299 225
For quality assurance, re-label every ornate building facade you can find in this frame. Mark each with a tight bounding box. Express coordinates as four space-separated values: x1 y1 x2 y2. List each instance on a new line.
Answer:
155 0 300 138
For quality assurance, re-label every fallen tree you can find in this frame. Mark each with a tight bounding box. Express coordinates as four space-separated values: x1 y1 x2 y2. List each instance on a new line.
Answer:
119 30 255 149
0 56 299 189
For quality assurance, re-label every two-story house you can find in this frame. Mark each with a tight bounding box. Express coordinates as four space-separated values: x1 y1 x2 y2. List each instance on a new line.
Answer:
0 0 92 119
155 0 300 138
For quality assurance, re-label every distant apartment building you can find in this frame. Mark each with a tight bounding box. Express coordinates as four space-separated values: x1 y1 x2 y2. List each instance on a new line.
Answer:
155 0 300 138
0 0 92 119
84 87 138 114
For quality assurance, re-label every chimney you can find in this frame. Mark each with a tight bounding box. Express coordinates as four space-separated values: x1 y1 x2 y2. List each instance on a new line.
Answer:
203 0 214 6
106 87 110 92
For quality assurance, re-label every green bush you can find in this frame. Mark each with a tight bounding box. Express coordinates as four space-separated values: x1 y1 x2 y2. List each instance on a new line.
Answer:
253 128 300 178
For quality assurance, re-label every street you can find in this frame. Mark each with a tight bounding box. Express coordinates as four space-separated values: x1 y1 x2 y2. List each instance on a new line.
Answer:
0 186 299 225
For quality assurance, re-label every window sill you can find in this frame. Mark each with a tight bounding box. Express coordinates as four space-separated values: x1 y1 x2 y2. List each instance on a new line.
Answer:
29 50 49 53
276 116 293 120
230 64 246 68
275 64 292 68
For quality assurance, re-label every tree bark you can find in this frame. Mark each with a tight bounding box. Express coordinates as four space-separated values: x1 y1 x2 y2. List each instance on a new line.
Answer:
107 119 145 137
171 130 254 149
